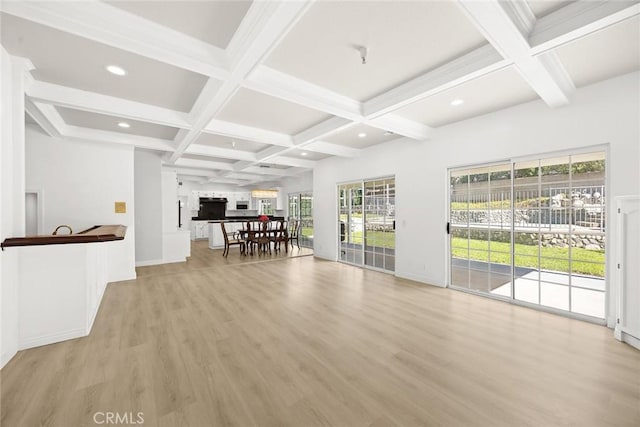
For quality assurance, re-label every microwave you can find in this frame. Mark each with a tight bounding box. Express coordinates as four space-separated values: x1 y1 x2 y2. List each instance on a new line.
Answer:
236 202 248 210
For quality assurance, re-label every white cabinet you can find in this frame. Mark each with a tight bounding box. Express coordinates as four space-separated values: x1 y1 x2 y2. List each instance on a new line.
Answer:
237 192 250 202
615 196 640 350
190 221 209 240
227 193 236 209
188 191 200 211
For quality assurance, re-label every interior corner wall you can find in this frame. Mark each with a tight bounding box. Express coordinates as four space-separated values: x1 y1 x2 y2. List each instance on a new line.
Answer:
313 71 640 328
25 125 137 282
1 48 26 368
134 150 163 264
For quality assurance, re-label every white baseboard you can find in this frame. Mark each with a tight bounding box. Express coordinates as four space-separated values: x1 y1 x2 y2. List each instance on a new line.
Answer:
163 257 187 264
19 328 87 351
394 271 444 287
621 331 640 350
313 252 335 261
135 259 165 267
1 349 18 370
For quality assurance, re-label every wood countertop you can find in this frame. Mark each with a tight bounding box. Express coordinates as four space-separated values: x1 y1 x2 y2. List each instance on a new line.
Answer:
1 225 127 249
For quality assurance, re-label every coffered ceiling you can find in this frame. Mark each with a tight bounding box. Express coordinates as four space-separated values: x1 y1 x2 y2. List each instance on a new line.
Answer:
2 0 639 187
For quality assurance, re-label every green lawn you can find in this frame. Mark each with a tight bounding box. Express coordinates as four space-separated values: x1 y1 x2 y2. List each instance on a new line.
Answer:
450 197 550 210
451 237 604 277
350 230 395 249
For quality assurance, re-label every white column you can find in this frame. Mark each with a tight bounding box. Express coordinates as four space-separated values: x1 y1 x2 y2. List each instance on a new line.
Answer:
0 49 32 368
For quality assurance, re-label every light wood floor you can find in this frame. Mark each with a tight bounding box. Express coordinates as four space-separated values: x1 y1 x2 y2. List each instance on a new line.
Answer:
1 242 638 426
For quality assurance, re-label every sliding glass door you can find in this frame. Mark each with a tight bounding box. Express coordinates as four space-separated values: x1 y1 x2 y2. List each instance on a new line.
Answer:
339 183 363 265
339 177 395 272
450 164 513 295
449 151 606 320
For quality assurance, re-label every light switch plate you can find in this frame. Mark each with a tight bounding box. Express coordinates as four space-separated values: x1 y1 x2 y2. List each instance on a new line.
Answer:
115 202 126 213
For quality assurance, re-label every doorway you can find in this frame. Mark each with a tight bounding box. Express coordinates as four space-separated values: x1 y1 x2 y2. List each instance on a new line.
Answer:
25 190 43 236
338 177 395 272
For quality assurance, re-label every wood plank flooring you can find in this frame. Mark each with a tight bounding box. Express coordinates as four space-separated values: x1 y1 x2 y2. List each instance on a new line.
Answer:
1 241 638 426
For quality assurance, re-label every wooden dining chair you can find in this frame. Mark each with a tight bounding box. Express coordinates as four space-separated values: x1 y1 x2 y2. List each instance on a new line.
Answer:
272 220 288 252
221 222 245 257
256 220 272 254
245 221 258 255
289 219 301 250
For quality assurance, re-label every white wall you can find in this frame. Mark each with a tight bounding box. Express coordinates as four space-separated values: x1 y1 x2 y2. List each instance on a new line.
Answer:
134 150 163 264
25 125 136 282
162 170 179 231
313 71 640 328
1 48 28 368
280 171 313 218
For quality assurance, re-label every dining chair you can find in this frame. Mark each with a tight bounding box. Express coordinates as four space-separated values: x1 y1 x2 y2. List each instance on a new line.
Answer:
245 221 258 255
221 222 245 257
256 220 272 254
289 219 301 250
272 220 288 252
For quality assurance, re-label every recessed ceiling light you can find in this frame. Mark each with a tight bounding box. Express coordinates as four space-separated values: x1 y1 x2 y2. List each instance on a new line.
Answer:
451 99 464 106
117 121 131 129
106 65 127 76
358 132 367 138
301 152 308 156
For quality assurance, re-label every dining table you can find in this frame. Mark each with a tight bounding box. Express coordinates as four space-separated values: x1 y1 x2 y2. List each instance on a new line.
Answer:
237 222 289 255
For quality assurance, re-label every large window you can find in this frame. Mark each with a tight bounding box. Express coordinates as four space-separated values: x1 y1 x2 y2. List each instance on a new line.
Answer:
258 199 274 215
338 177 395 272
449 151 606 320
288 192 313 248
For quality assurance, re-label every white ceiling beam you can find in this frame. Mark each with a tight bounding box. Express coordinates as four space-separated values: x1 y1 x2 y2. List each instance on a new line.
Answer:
293 116 355 145
27 81 192 129
303 141 361 158
269 156 315 169
243 66 434 140
25 100 66 138
167 1 314 163
165 166 220 178
227 116 360 170
226 171 278 180
242 166 301 177
185 144 258 162
363 44 509 118
245 65 363 120
204 119 293 147
365 114 433 141
64 125 176 152
529 0 640 55
173 158 236 171
175 175 203 182
457 0 574 108
0 0 229 79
